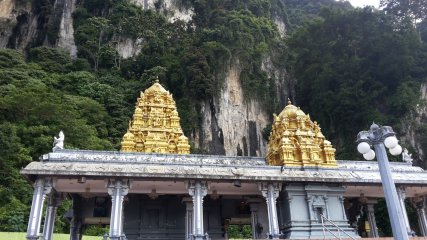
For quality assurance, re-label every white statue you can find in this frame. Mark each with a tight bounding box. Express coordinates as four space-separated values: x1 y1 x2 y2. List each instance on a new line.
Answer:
402 148 413 164
53 131 65 151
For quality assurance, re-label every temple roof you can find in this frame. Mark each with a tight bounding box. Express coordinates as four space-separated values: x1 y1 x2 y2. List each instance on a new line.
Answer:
267 100 337 167
120 79 190 154
21 149 427 187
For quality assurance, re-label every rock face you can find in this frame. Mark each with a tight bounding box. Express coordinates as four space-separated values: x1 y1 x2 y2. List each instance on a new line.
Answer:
274 16 287 38
0 0 40 49
131 0 193 22
262 56 294 106
117 0 193 58
401 83 427 166
116 37 143 59
194 62 287 157
56 0 77 57
0 0 78 56
0 0 16 48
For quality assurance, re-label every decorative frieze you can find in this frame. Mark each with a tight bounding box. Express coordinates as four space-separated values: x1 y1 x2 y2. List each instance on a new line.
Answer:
22 160 427 184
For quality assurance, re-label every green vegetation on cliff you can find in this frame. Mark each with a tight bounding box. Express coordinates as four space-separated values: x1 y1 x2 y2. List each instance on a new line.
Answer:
287 7 427 159
0 0 290 233
0 0 426 236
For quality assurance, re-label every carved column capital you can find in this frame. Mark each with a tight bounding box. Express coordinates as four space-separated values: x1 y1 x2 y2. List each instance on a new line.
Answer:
258 182 281 199
34 178 53 195
187 181 208 197
397 186 407 199
107 179 131 196
259 182 281 239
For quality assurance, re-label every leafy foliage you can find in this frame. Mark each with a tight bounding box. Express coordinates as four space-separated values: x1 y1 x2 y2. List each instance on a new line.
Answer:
282 0 352 33
227 224 252 239
0 48 113 232
380 0 427 24
287 7 427 158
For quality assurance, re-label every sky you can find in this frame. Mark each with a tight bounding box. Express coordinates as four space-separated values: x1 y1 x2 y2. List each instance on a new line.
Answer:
346 0 380 8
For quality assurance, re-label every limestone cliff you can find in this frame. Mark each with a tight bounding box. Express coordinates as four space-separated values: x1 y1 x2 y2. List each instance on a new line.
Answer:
401 83 427 167
112 1 290 157
55 0 77 57
0 0 77 56
0 0 35 49
117 0 193 59
0 0 16 48
131 0 193 23
193 61 290 157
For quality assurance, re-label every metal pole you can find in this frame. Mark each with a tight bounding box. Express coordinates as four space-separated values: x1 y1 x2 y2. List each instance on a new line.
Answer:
373 143 409 240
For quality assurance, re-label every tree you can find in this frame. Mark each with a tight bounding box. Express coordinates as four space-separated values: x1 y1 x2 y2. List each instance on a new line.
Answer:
380 0 427 25
75 17 113 71
287 8 426 158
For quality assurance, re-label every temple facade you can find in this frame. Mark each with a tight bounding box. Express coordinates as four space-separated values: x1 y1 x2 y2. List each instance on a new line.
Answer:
21 82 427 240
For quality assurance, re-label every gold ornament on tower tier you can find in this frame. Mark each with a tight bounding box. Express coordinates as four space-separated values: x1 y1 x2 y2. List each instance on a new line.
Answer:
120 79 190 154
266 100 337 167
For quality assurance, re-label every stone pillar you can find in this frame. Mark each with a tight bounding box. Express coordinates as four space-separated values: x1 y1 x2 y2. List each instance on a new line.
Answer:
412 197 427 236
69 194 83 240
365 200 379 238
248 200 261 239
397 186 412 235
259 182 281 239
26 178 52 240
187 181 208 240
183 197 194 240
107 179 130 240
42 192 63 240
338 196 347 220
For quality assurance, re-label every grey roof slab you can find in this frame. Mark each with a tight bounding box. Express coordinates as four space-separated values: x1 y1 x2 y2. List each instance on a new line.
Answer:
20 149 427 185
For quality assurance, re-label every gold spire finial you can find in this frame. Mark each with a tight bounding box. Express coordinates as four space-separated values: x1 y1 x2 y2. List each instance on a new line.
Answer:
266 103 337 168
287 98 292 105
120 81 190 154
155 76 159 83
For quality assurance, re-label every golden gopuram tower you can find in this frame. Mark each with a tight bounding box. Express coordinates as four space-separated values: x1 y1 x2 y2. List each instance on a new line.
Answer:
266 100 337 168
120 80 190 154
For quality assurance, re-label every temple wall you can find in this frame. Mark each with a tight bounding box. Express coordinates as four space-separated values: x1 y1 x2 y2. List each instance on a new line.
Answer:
124 195 186 240
281 184 357 239
65 194 269 240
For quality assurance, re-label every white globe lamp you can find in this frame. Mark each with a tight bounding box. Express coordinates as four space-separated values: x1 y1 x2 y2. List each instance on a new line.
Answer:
389 145 403 156
384 136 398 149
357 142 371 154
363 149 376 160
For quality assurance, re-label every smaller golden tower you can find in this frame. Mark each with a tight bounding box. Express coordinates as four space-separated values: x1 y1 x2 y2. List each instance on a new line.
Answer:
266 100 337 167
120 79 190 154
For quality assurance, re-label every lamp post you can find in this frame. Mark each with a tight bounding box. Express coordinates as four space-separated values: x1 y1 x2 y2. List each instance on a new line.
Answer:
356 123 409 240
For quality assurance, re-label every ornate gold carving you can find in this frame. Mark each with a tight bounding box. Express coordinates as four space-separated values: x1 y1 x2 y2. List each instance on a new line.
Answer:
266 100 337 167
120 80 190 154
